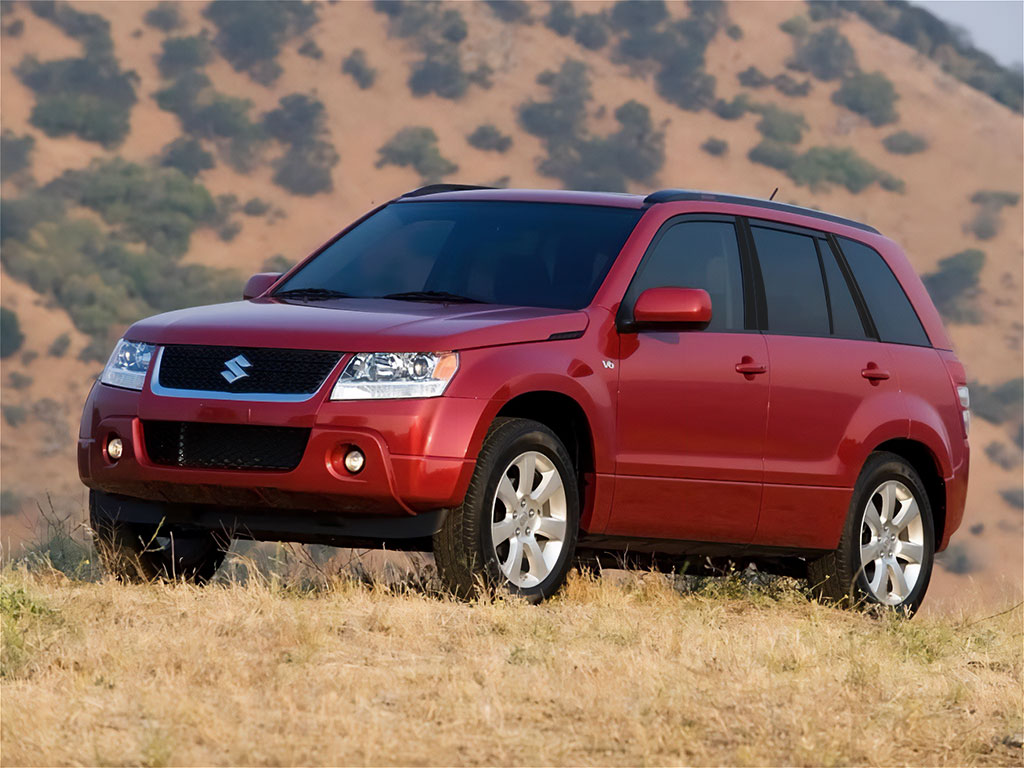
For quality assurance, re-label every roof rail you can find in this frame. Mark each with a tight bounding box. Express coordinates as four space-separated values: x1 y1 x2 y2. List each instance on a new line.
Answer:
644 189 879 234
400 184 495 198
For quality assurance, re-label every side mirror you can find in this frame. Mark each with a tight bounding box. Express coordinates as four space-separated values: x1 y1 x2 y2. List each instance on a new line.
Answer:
243 272 281 300
632 287 712 327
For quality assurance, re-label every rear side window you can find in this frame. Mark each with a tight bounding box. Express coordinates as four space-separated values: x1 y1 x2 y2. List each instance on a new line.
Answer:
820 240 870 340
838 237 930 346
627 220 745 331
751 226 829 337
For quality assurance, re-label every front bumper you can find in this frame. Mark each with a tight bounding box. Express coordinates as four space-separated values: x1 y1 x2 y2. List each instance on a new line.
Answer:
78 381 488 517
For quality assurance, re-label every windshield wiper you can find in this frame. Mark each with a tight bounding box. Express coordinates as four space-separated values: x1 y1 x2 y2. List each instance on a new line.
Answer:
380 290 483 304
273 288 352 301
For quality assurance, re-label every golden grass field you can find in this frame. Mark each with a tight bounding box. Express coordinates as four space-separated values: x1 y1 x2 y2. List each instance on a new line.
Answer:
2 559 1021 767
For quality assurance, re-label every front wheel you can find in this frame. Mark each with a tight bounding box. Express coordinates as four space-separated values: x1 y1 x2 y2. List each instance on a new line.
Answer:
808 452 935 615
433 418 579 603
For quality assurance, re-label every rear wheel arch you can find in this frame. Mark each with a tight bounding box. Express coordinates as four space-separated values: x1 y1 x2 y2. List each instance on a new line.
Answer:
872 438 947 551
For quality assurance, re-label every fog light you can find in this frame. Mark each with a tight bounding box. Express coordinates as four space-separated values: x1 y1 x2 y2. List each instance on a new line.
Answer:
107 437 123 461
343 448 365 474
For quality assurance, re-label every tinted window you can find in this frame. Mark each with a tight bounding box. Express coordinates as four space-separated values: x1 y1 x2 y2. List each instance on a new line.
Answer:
277 201 642 310
627 220 745 331
839 237 930 346
820 239 869 339
752 226 829 337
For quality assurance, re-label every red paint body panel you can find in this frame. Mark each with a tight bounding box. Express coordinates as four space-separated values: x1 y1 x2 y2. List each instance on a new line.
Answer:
79 188 969 562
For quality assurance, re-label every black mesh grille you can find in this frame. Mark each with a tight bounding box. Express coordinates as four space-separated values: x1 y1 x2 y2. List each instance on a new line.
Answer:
143 421 310 471
157 345 342 395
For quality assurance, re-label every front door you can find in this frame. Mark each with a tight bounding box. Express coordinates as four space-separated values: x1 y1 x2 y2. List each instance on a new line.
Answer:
610 218 768 544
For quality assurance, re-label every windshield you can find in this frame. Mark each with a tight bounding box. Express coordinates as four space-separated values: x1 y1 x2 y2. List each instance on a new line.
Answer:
275 201 642 310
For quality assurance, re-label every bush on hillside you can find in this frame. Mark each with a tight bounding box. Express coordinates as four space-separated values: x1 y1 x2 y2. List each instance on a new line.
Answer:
144 2 182 33
262 93 325 146
376 127 458 183
883 131 928 154
748 140 797 171
519 60 591 142
970 378 1024 425
701 137 728 156
712 95 750 120
272 141 338 196
484 0 530 24
610 0 668 31
409 53 469 99
342 49 376 89
726 24 743 40
753 104 808 144
157 34 213 78
545 2 575 36
832 71 899 125
779 15 809 37
159 137 215 178
657 52 716 111
788 27 857 81
970 190 1020 208
297 39 323 60
738 66 770 88
467 124 512 153
573 13 610 51
242 198 271 217
921 249 985 324
772 73 811 97
787 146 881 193
1001 489 1024 509
965 189 1019 240
262 254 295 273
204 0 318 84
1 131 34 181
30 1 112 54
3 18 24 37
0 307 25 359
48 333 71 358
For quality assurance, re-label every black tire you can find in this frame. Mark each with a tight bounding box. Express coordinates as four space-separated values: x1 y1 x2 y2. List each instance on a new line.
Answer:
89 492 227 584
808 451 935 615
433 417 580 603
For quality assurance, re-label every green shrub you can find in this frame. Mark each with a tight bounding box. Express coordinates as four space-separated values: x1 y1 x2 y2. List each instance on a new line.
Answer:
262 93 324 146
4 18 25 37
48 333 71 358
701 137 728 156
883 131 928 154
545 2 575 36
1001 489 1024 509
158 34 213 78
738 66 770 88
409 53 468 99
965 190 1019 240
878 173 905 193
936 542 978 574
467 124 512 153
8 371 32 390
484 0 530 24
2 405 27 428
970 190 1020 208
0 306 25 359
779 15 809 36
726 24 742 40
243 198 271 216
970 378 1024 424
1 131 34 181
789 26 857 81
204 0 318 84
376 127 457 183
519 60 590 142
985 441 1020 471
160 137 215 178
712 94 750 120
272 141 338 196
772 73 811 97
30 1 112 54
262 254 295 273
144 2 182 32
656 52 716 111
17 53 138 147
748 140 797 170
298 39 323 60
342 49 376 89
573 13 609 50
610 0 667 31
788 146 881 193
921 249 985 324
832 71 899 125
753 104 808 144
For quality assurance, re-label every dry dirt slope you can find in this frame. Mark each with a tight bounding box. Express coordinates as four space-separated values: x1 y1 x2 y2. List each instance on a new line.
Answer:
0 1 1021 609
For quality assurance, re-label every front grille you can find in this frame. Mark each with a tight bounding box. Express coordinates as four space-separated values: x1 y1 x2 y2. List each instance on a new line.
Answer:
143 421 310 471
157 345 342 395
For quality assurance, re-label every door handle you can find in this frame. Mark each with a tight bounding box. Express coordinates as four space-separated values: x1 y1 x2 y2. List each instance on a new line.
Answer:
861 365 890 381
735 357 767 376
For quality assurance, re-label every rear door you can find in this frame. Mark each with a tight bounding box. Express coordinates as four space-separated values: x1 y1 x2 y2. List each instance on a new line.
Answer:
746 220 905 550
611 216 769 544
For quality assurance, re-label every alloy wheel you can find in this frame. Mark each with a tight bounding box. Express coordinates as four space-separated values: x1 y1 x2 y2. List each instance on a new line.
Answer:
859 480 925 605
490 450 568 588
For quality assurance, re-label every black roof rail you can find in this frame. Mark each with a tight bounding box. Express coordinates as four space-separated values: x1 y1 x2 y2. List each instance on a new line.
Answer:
644 189 879 234
400 184 495 198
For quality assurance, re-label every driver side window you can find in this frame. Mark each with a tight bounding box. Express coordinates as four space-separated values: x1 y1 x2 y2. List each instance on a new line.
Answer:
628 220 745 332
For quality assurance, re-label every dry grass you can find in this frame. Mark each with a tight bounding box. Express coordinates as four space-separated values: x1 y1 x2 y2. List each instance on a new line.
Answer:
1 561 1021 768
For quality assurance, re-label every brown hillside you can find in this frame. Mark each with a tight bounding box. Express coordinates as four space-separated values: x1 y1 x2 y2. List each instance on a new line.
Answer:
1 1 1021 612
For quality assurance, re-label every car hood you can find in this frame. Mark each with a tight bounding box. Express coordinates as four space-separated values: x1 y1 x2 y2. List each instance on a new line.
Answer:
126 298 589 352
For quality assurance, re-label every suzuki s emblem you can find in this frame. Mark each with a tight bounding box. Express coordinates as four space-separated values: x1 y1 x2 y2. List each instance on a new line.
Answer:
221 354 252 383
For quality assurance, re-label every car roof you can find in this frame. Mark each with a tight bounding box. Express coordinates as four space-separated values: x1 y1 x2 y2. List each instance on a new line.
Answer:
397 184 879 234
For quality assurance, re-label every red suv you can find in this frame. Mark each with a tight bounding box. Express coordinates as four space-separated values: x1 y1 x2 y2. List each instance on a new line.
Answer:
80 186 969 612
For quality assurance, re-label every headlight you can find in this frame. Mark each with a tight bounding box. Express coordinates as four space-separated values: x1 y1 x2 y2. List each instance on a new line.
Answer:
330 352 458 400
100 339 156 391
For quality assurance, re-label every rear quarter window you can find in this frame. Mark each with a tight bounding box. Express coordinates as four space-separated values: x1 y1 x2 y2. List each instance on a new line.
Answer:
838 237 931 347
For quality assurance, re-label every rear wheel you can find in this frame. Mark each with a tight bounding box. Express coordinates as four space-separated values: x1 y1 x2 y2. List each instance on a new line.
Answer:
808 452 935 614
433 418 579 603
90 493 226 583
